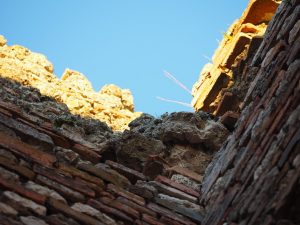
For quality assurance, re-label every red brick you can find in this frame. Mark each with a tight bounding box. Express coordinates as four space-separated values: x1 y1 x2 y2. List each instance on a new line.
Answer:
0 107 12 117
166 166 203 183
0 132 56 167
155 175 200 198
220 111 240 132
34 164 95 198
261 96 293 150
0 155 35 180
117 196 157 217
0 100 22 116
0 177 46 204
48 198 104 225
88 199 134 223
147 203 196 225
100 196 140 219
160 216 183 225
78 162 130 188
107 183 146 206
58 163 105 189
72 143 101 163
135 219 150 225
149 181 197 203
105 160 147 183
215 92 240 116
142 214 165 225
0 215 23 225
99 191 115 199
36 175 85 202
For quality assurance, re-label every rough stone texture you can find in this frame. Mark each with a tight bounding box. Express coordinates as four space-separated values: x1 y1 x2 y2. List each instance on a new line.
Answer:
199 1 300 224
0 72 208 224
2 191 47 216
0 42 141 131
108 111 229 174
192 0 280 116
25 181 67 203
20 216 49 225
0 1 298 224
71 203 117 225
171 174 201 191
155 194 204 223
0 202 18 216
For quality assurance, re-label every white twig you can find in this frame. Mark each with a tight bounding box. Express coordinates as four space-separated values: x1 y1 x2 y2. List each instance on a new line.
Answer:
163 70 192 95
202 54 212 62
156 96 192 108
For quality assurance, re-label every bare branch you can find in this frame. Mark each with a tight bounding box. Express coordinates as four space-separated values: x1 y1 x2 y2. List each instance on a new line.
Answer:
156 96 192 108
163 70 192 95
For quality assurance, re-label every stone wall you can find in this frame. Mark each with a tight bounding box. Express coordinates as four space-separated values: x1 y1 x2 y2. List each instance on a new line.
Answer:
192 0 281 120
0 38 141 131
199 0 300 224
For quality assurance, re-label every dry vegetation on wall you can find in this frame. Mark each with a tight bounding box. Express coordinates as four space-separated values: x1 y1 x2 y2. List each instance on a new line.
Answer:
0 0 299 225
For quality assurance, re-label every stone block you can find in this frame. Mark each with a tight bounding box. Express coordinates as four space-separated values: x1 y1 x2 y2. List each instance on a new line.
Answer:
78 162 130 188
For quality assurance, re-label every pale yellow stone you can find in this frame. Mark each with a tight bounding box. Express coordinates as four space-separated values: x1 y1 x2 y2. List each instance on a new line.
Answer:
191 0 279 114
0 35 7 46
0 35 141 131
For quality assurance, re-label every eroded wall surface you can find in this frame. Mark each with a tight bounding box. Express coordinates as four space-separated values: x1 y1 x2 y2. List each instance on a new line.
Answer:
0 38 141 131
192 0 281 119
200 0 300 224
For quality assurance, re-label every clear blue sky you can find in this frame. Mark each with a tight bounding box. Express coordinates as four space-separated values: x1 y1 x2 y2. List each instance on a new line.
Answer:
1 0 248 116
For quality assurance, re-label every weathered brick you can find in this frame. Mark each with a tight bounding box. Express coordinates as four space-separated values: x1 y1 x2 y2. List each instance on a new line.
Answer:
100 196 140 219
107 183 146 206
0 132 56 166
0 107 12 117
20 216 49 225
0 100 22 116
117 196 157 217
58 163 105 189
160 216 183 225
105 160 147 183
0 113 54 148
78 162 130 188
0 155 35 180
155 175 200 198
71 202 117 225
46 214 80 225
134 219 150 225
215 92 240 116
0 166 20 182
142 214 164 225
147 203 196 225
0 202 18 216
129 180 158 200
25 181 66 203
72 143 101 163
0 215 23 225
166 166 203 183
48 198 105 225
148 181 198 203
36 175 85 202
220 111 240 132
0 177 46 204
155 194 204 223
88 199 134 223
34 164 95 197
2 191 46 216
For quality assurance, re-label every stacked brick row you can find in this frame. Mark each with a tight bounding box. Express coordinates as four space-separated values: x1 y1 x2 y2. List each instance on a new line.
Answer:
192 0 281 131
0 78 204 224
200 0 300 224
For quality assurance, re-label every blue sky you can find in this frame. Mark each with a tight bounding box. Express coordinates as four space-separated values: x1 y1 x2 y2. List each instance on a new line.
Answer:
1 0 248 116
